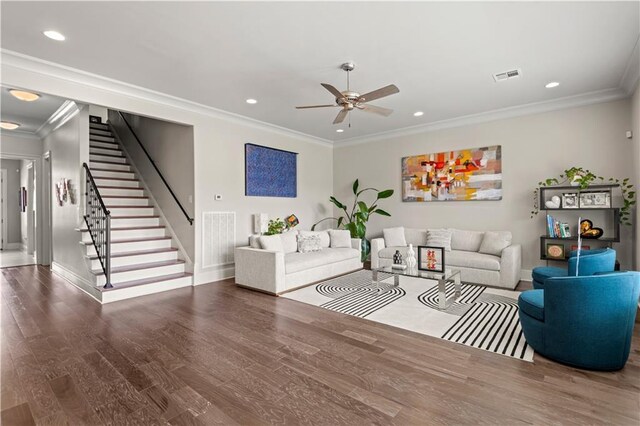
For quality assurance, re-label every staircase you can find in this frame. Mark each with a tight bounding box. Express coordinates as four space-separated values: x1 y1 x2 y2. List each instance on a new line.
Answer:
80 120 192 303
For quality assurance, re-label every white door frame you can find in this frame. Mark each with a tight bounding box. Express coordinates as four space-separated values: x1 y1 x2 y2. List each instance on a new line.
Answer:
0 153 45 265
42 151 52 265
0 169 7 250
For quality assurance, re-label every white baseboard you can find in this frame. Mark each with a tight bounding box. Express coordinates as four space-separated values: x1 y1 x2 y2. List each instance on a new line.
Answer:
51 261 102 303
520 269 533 282
194 265 235 286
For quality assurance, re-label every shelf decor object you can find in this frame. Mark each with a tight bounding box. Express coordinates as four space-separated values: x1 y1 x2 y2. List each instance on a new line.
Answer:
546 243 565 260
418 246 445 272
401 145 502 202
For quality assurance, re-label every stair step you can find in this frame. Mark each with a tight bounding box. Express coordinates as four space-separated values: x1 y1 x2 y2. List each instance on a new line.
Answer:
107 206 154 216
90 141 120 149
90 161 130 172
87 247 177 260
90 122 109 129
84 235 170 255
97 186 144 196
92 259 185 276
91 169 135 179
94 178 140 188
90 154 128 164
102 197 149 207
90 135 116 143
90 147 124 157
80 225 165 241
99 272 193 294
90 130 113 137
110 215 160 227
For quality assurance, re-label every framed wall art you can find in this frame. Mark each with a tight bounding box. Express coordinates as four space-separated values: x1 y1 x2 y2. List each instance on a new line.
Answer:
245 143 297 198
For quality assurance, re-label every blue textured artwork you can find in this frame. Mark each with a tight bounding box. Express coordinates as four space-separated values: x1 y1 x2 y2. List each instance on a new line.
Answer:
245 143 297 198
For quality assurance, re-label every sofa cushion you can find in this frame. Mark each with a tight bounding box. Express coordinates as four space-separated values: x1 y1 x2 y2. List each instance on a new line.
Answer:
404 228 428 246
281 230 299 254
532 266 567 283
249 235 261 249
479 231 512 256
259 234 284 252
299 230 330 248
329 229 351 248
285 248 360 274
446 250 501 271
297 234 322 253
450 229 485 252
426 228 452 251
383 227 407 247
378 246 409 260
518 290 545 321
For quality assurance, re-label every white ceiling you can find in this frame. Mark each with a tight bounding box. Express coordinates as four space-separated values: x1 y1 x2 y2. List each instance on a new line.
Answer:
1 2 638 143
0 86 67 134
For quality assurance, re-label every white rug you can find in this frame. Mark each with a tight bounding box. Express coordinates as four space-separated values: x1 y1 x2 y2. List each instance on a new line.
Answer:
283 270 534 362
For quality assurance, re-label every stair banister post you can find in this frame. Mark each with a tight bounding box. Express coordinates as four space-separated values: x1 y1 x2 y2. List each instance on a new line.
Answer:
104 215 112 289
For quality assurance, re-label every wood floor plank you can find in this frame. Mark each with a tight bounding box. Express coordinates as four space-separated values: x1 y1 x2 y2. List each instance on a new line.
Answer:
1 266 638 425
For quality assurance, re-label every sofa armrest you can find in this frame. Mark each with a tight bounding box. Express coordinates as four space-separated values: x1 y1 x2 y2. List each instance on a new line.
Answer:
351 238 361 251
370 238 386 269
234 247 285 294
500 244 522 289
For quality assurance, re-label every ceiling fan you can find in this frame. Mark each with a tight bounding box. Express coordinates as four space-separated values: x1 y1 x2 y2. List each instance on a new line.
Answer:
296 62 399 125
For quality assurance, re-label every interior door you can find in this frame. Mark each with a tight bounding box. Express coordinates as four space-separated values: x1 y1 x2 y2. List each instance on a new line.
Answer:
0 169 6 250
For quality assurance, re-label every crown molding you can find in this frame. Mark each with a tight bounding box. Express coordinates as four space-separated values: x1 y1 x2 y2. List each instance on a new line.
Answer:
36 100 82 139
0 49 333 147
620 35 639 96
335 87 628 148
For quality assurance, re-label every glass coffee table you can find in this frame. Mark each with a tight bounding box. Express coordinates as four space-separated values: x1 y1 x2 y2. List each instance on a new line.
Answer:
372 266 462 310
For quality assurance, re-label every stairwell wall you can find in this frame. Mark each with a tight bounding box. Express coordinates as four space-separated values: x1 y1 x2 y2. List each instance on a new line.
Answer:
42 105 93 282
108 111 195 263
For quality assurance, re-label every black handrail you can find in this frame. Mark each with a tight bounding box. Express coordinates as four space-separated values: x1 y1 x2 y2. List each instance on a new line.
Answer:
83 163 112 289
116 111 194 225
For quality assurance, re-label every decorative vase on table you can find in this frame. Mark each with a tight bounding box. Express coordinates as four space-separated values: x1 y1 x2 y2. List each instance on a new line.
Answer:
393 250 403 265
405 244 417 269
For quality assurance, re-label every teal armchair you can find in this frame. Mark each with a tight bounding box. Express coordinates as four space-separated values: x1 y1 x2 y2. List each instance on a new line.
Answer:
532 248 616 290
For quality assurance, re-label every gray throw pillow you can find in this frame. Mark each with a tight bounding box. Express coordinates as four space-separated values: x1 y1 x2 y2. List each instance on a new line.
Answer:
297 235 323 253
280 230 299 254
259 234 284 252
426 228 452 252
478 231 512 256
329 230 351 248
384 227 407 247
298 230 330 248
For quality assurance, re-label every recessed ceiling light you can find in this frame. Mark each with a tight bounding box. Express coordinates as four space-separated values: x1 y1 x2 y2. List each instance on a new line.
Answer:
9 89 40 102
0 121 20 130
336 129 344 133
43 30 65 41
545 82 560 88
413 111 424 117
245 99 257 104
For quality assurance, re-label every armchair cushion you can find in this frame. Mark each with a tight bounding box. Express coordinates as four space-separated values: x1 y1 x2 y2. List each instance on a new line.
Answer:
532 266 567 283
447 250 501 271
518 290 544 321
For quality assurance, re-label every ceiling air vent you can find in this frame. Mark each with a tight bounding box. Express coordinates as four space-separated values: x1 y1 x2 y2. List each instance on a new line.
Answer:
492 69 522 82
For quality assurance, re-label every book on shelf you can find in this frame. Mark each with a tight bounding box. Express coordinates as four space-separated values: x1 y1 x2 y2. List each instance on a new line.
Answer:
546 214 572 238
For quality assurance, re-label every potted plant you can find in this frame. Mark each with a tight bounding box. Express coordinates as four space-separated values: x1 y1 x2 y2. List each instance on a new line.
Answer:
312 179 394 261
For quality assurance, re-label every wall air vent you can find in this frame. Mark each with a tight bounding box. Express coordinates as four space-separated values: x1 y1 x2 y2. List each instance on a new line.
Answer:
492 69 522 82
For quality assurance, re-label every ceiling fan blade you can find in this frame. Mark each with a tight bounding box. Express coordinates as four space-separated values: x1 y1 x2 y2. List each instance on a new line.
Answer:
358 84 399 103
296 104 337 109
333 109 348 124
321 83 344 99
358 104 393 117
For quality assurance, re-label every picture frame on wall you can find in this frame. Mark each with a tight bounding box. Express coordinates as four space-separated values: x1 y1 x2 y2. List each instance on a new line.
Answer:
561 193 578 209
546 243 566 260
418 246 445 273
579 191 610 208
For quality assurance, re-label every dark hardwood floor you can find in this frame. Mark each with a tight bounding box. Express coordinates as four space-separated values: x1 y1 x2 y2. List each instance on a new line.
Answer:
1 265 639 425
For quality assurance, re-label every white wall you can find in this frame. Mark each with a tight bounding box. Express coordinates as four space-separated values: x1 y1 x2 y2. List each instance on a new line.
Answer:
19 160 30 251
1 133 43 157
1 59 334 284
334 99 635 272
632 83 639 269
42 106 92 281
0 159 22 245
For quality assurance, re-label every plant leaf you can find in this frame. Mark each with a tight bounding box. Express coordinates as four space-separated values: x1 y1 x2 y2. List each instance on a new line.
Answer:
357 201 368 213
352 179 359 195
329 196 346 210
377 189 394 199
373 209 391 217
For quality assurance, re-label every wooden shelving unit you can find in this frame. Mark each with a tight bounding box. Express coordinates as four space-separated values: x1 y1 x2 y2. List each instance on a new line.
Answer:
539 184 620 262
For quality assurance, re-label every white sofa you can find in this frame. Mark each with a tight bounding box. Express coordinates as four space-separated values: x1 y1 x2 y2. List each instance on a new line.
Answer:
235 230 362 295
371 228 521 289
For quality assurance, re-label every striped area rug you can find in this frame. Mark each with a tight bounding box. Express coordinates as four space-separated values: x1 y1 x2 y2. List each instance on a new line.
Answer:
283 270 534 362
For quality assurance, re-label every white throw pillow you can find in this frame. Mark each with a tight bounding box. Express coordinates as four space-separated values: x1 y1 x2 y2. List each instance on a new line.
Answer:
426 228 452 252
478 231 512 256
383 227 407 247
259 234 284 252
329 229 351 248
297 234 323 253
298 230 330 248
280 230 299 254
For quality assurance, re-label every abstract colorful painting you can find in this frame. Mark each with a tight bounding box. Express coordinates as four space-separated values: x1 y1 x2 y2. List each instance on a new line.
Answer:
402 145 502 202
245 143 297 198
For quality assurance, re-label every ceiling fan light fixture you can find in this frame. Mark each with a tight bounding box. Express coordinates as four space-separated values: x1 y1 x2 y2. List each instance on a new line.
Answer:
245 98 258 104
413 111 424 117
545 82 560 88
9 89 40 102
0 121 20 130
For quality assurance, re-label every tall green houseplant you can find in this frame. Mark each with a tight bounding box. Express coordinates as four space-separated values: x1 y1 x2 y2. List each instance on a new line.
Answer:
313 179 394 261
